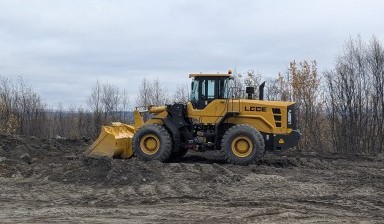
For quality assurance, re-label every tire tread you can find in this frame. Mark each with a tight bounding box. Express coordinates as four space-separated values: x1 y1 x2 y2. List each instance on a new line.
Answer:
221 124 265 165
133 124 172 162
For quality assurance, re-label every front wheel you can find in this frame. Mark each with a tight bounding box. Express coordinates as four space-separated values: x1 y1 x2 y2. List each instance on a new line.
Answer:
221 124 265 165
133 124 173 162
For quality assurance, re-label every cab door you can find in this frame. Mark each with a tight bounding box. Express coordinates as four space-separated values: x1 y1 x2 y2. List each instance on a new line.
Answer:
189 77 228 123
190 77 218 109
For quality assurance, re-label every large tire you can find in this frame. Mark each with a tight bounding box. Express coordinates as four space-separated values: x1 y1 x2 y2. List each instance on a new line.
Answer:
133 124 173 162
221 124 265 165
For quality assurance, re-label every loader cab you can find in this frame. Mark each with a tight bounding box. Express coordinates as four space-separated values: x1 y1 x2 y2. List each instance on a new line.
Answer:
189 72 233 109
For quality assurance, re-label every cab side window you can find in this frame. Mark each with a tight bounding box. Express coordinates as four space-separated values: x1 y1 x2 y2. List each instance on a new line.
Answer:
218 78 228 99
207 79 215 100
190 79 199 106
201 79 206 100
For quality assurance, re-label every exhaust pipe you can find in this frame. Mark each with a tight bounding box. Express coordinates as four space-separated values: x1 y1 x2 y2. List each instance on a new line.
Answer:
259 81 265 100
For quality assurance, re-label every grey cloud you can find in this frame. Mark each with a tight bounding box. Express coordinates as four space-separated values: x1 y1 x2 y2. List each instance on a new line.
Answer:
0 0 383 108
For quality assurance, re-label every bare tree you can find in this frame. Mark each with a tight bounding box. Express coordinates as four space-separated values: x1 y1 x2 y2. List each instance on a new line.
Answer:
86 80 132 138
119 89 131 123
0 76 18 134
289 60 326 151
173 83 190 103
367 37 384 153
325 36 384 154
230 72 245 98
0 76 47 137
265 77 280 101
87 80 103 137
151 78 169 105
136 78 153 107
101 82 120 123
136 77 169 106
266 61 325 152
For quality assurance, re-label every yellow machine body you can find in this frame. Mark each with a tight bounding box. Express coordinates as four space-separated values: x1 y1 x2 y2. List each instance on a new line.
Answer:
87 72 300 160
87 122 135 158
87 107 165 158
186 99 294 135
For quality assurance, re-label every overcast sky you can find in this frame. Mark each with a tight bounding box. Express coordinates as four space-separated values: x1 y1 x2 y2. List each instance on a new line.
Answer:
0 0 383 109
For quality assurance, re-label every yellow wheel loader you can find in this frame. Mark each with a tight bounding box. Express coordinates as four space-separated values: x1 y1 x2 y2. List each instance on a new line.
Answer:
87 71 301 165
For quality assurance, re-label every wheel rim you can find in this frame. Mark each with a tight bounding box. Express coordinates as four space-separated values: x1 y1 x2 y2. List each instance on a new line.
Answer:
140 134 160 155
231 136 253 158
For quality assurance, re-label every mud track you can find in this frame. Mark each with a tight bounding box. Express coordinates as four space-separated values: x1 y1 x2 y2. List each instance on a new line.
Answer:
0 134 384 223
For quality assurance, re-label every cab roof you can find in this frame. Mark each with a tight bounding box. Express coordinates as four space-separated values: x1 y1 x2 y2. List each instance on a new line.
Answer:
189 70 234 79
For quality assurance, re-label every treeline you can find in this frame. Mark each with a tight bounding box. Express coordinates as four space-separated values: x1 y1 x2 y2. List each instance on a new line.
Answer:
206 36 384 155
0 76 188 139
0 77 46 137
0 36 383 155
325 37 384 154
261 36 383 155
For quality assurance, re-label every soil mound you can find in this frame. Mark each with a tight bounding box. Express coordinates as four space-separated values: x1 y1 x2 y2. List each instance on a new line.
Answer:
1 134 383 223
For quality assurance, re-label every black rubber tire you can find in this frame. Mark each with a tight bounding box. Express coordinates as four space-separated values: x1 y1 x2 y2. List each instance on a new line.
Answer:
169 147 189 161
221 124 265 165
133 124 173 162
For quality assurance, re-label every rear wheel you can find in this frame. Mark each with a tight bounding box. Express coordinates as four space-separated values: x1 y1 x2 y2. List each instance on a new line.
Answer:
221 124 265 165
133 124 172 162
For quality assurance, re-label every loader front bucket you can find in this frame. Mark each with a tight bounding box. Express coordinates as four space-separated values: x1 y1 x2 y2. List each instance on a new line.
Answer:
87 122 135 159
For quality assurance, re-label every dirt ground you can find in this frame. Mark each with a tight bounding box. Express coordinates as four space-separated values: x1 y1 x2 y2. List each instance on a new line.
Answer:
0 134 384 223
